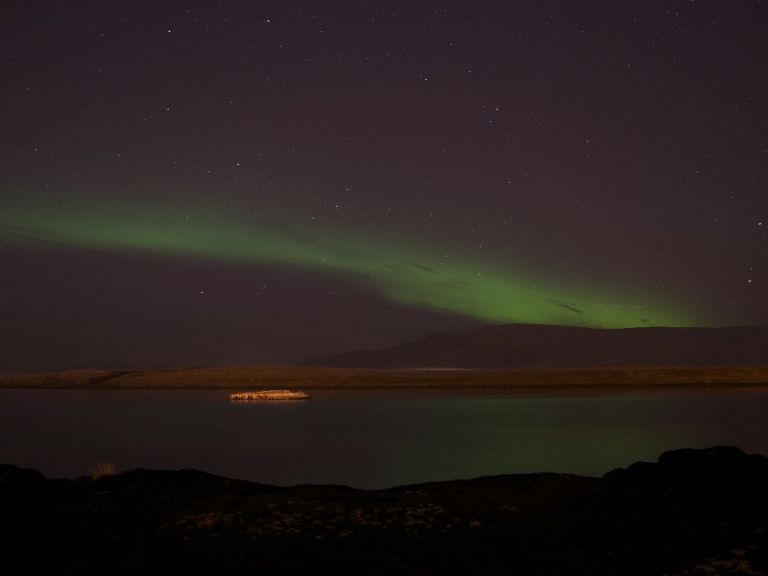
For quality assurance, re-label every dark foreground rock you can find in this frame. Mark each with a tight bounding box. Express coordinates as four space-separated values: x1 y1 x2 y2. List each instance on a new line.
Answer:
2 447 767 575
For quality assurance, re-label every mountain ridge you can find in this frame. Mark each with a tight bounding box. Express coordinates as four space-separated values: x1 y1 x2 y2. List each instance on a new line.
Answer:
303 324 768 369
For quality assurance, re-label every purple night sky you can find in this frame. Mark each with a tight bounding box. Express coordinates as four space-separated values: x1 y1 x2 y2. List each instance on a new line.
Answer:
1 1 767 372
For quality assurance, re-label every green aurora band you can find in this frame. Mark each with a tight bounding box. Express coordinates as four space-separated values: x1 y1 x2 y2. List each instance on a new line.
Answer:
1 207 695 328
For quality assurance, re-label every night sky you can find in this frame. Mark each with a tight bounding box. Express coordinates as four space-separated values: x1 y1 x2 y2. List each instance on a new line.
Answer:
2 1 767 372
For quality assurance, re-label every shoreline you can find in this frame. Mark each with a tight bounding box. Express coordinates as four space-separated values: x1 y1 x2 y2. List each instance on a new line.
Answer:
2 365 768 389
3 446 767 575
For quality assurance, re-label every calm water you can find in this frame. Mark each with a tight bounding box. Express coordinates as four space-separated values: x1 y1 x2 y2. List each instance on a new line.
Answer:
1 388 766 488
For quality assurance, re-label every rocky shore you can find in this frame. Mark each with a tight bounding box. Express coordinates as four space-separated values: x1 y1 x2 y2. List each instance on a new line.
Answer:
2 447 767 575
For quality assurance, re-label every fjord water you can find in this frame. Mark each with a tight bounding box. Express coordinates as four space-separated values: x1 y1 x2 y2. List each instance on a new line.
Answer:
1 389 767 489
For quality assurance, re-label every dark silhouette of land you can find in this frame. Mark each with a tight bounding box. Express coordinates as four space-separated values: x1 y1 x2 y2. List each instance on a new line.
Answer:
2 447 767 575
304 324 768 369
3 325 768 389
2 365 768 389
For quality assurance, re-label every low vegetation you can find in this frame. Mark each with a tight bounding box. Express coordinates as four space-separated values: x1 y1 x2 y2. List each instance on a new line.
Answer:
2 365 768 389
2 447 767 575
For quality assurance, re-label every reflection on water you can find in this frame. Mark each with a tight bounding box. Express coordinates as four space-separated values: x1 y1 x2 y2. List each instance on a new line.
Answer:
1 388 766 488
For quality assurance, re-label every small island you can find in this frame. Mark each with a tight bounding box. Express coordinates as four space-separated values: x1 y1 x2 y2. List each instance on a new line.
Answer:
229 389 311 402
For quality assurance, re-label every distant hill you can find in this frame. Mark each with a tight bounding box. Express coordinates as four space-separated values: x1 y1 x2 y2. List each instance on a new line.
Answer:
302 324 768 369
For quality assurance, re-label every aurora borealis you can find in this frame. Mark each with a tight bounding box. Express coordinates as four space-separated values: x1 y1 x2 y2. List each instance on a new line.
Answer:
2 205 692 329
1 1 767 371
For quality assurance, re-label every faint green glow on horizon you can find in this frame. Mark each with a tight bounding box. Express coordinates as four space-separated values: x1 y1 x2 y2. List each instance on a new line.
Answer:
0 206 696 328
